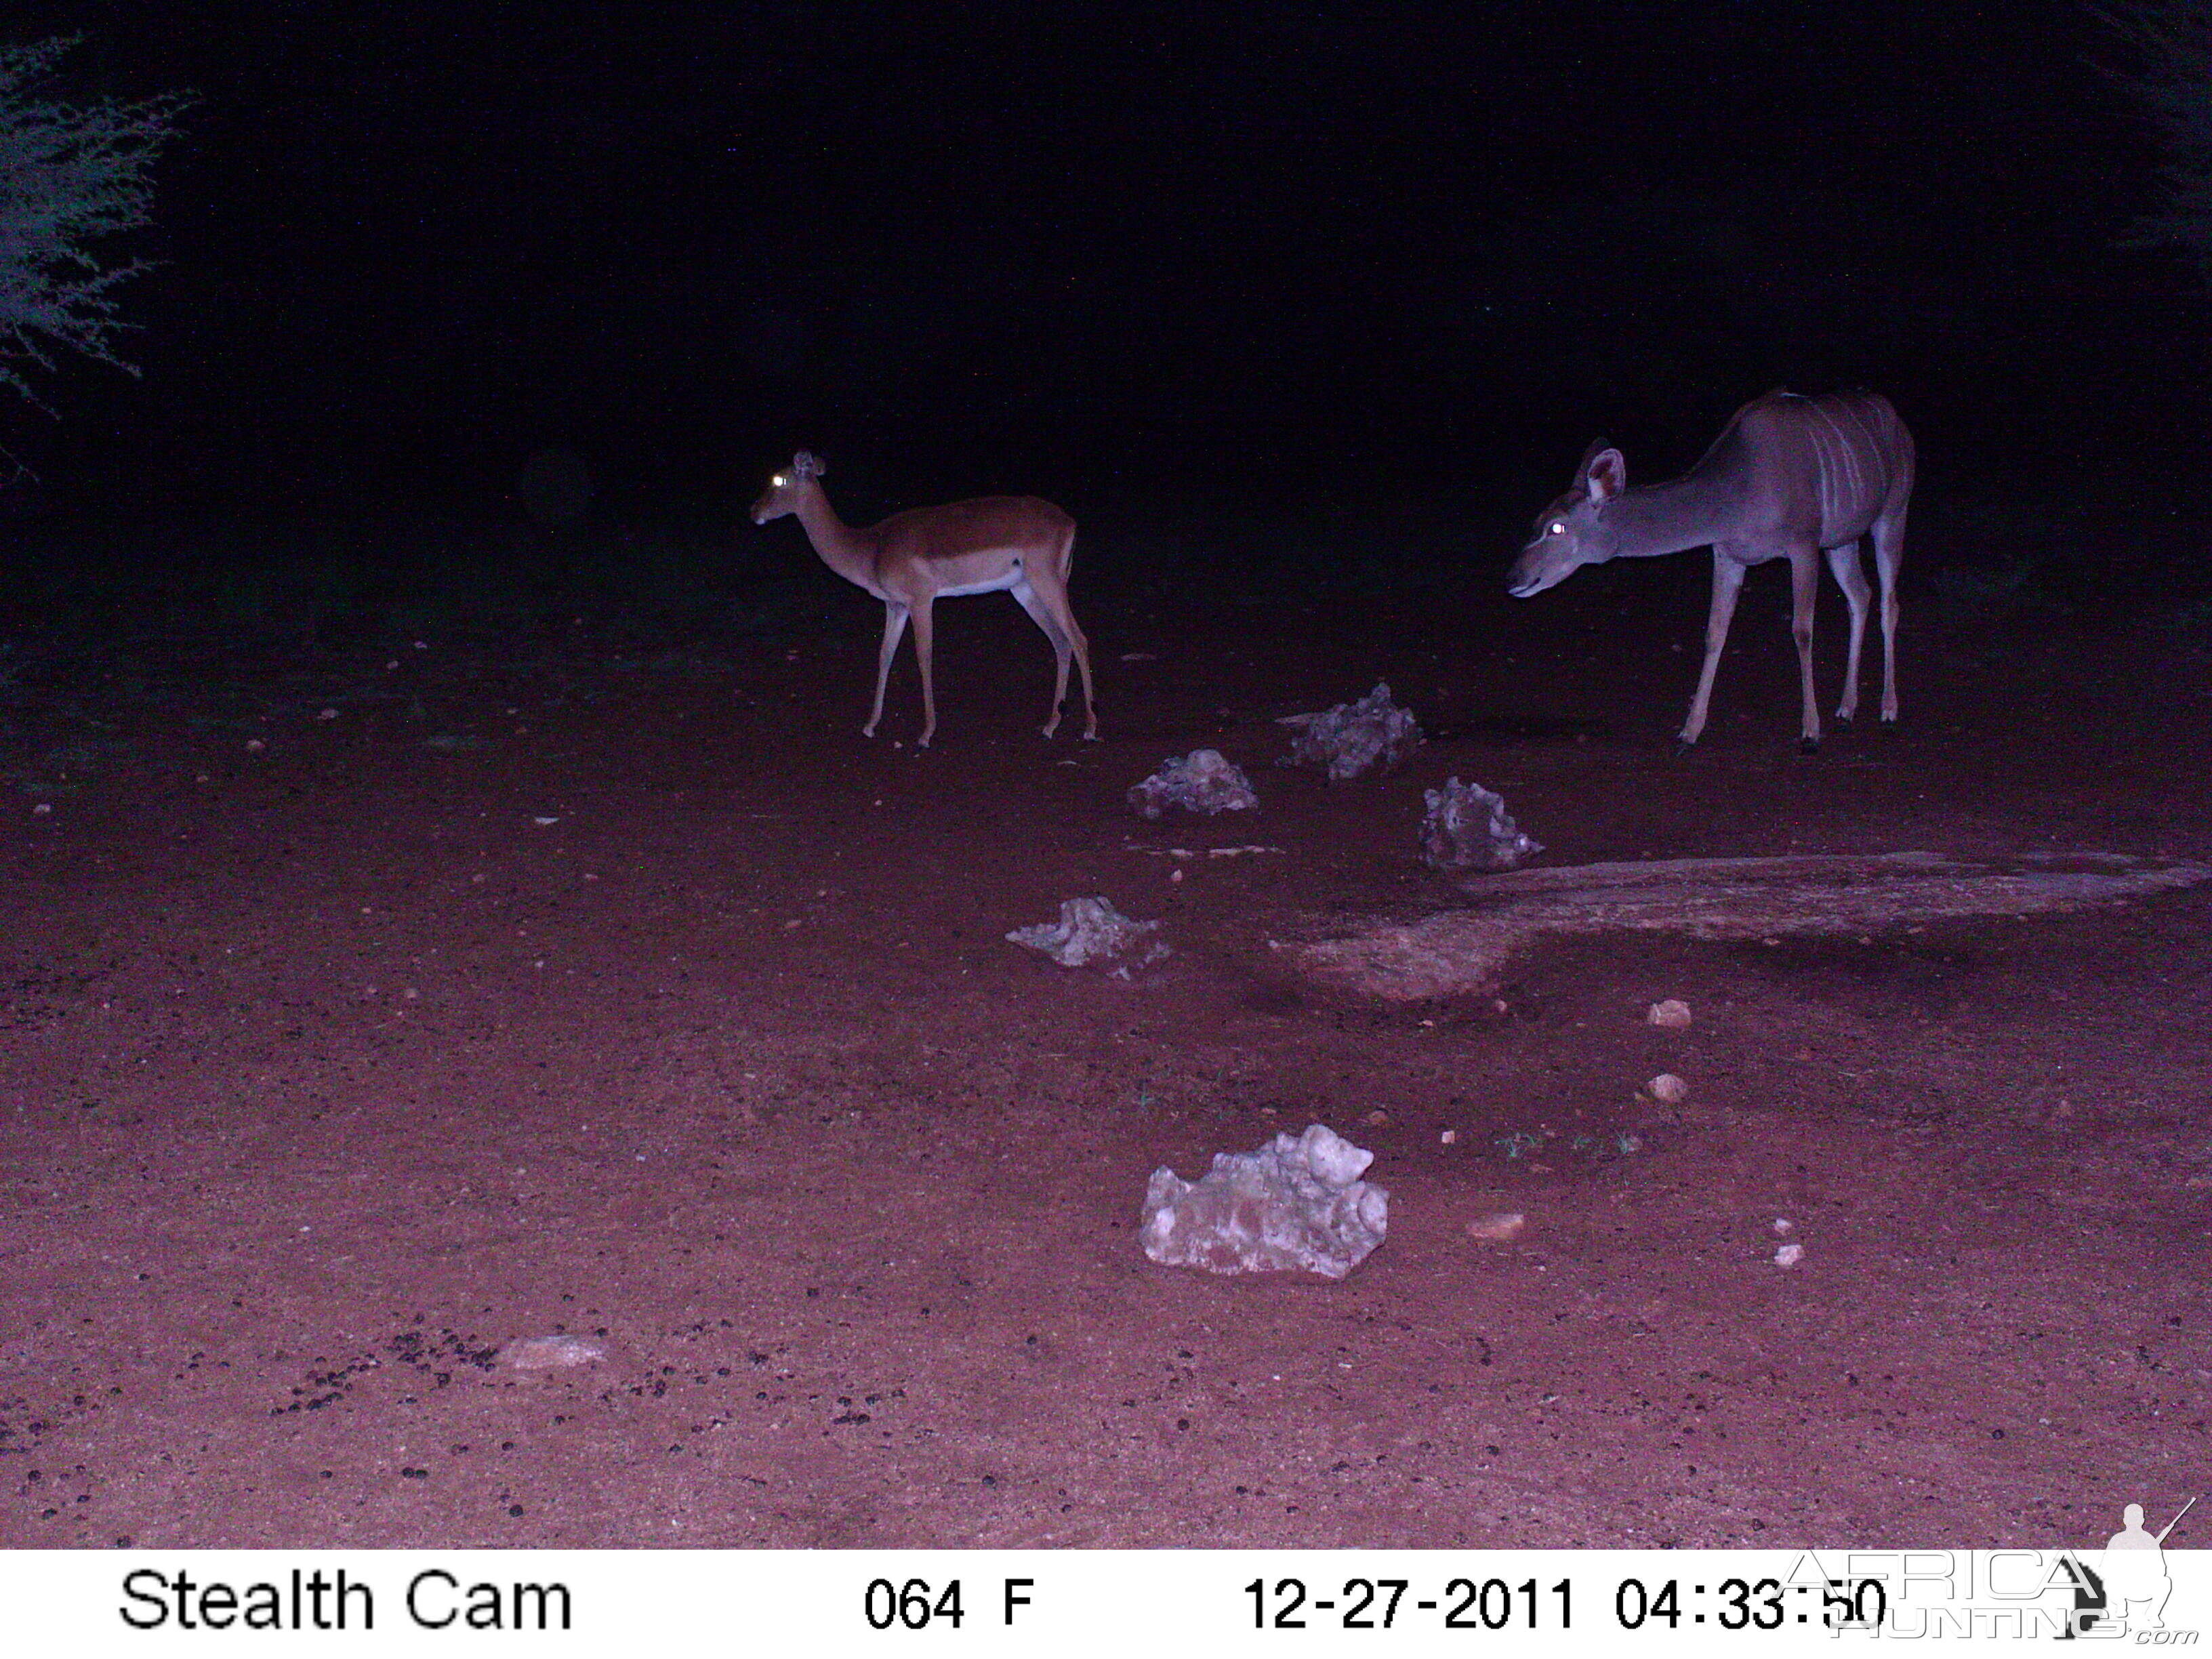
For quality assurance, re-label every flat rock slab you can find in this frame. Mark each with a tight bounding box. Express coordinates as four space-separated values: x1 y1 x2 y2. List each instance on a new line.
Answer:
1295 851 2212 1002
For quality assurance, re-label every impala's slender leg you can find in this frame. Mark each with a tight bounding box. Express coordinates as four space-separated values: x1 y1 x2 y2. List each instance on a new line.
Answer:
1053 588 1098 739
1065 605 1100 740
909 596 939 747
1679 551 1748 749
1870 502 1908 727
1788 543 1824 753
1824 534 1872 727
867 605 909 738
1010 577 1074 737
1012 548 1097 739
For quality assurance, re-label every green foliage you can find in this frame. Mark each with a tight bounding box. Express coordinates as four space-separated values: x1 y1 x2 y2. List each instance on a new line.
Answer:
2101 3 2212 271
0 35 191 408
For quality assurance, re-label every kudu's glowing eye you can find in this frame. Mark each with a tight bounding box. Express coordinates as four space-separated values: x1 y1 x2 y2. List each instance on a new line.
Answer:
773 475 785 487
1548 520 1565 535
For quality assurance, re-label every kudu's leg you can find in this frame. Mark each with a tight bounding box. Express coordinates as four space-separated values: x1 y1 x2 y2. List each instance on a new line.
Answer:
1824 535 1872 727
1788 544 1823 753
1679 550 1748 750
1870 505 1907 728
867 605 911 738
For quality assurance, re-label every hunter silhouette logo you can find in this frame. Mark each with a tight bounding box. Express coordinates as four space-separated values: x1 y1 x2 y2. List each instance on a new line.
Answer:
2060 1497 2198 1638
2102 1498 2196 1633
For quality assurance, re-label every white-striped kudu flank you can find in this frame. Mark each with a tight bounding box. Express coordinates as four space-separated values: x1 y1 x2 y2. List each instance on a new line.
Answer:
750 451 1098 748
1506 390 1915 752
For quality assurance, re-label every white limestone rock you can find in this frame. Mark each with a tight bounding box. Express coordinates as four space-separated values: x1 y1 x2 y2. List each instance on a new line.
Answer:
1419 776 1542 871
1277 681 1424 781
1141 1123 1389 1279
1007 897 1170 975
1127 749 1259 818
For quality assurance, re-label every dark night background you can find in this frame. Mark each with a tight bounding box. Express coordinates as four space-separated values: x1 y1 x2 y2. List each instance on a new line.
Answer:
2 1 2205 610
11 5 2212 1555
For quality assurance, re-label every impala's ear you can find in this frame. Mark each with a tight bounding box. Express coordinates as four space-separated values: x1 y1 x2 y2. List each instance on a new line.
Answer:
792 450 825 480
1580 444 1626 503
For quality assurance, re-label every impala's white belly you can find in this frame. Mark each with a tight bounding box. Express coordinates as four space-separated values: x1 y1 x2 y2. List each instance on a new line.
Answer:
934 562 1026 600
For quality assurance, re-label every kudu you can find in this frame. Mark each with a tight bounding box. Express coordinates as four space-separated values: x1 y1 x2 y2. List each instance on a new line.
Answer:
750 451 1098 748
1505 390 1915 752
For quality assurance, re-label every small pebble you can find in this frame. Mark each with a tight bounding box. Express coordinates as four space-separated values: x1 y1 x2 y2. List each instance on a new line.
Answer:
1774 1243 1804 1269
1647 998 1693 1028
1466 1211 1525 1242
1647 1073 1690 1105
502 1336 606 1370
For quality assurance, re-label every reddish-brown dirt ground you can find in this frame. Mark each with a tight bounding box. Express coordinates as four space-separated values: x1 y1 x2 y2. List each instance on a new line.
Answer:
3 525 2209 1551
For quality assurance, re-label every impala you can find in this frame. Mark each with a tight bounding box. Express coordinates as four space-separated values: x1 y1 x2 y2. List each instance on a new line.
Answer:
749 451 1098 747
1505 389 1915 753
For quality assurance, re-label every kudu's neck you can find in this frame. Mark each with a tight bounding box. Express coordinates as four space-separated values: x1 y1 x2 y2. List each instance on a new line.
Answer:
791 483 877 586
1603 465 1744 560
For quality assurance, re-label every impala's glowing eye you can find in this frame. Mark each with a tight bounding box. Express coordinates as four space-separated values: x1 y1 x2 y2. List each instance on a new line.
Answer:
1548 520 1565 535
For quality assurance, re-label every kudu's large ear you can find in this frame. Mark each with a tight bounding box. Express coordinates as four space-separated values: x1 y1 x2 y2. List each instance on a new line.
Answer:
1579 443 1626 503
792 451 825 479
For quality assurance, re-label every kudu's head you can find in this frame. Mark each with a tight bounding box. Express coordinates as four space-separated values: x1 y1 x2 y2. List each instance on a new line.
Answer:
1505 440 1627 598
750 451 826 526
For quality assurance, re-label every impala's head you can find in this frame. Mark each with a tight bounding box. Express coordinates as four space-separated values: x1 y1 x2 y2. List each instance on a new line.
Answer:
1505 440 1626 597
750 450 826 525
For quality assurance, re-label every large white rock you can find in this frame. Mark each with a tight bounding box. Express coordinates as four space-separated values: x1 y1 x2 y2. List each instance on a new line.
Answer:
1126 749 1259 819
1277 681 1423 781
1141 1123 1389 1279
1418 776 1542 872
1006 897 1170 975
